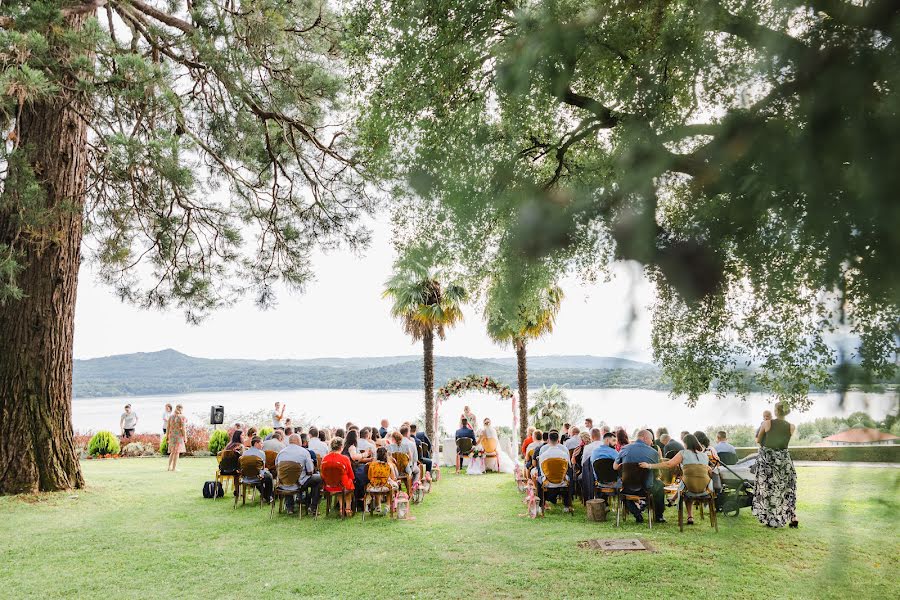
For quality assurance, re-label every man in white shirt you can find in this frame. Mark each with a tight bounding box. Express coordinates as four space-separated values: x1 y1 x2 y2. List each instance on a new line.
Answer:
399 425 421 482
357 427 376 454
714 431 737 456
120 404 138 438
307 426 329 462
563 426 582 450
272 402 286 430
276 434 322 515
162 403 172 435
262 430 286 453
537 430 573 511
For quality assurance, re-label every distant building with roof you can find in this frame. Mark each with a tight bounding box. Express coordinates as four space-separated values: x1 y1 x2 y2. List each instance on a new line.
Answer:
824 428 898 446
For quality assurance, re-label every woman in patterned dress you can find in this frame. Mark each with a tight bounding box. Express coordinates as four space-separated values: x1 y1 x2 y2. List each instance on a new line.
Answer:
753 401 798 528
166 404 187 472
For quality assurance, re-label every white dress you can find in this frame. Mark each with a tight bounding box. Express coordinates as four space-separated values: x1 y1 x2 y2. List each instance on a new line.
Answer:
467 427 516 475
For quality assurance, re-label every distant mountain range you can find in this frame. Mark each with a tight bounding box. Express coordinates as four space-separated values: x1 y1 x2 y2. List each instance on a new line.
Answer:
72 349 662 398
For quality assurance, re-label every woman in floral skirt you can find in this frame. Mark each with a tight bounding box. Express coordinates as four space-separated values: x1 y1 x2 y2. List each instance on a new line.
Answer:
753 401 798 528
166 404 187 472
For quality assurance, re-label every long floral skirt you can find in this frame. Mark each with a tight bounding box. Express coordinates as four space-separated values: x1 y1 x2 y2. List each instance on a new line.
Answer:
752 447 797 527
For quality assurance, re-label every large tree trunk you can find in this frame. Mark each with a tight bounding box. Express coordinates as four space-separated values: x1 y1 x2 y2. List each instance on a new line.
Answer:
423 329 435 441
0 14 91 494
516 338 528 445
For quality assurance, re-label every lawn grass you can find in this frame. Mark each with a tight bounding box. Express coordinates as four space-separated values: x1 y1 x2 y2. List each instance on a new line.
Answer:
0 458 897 599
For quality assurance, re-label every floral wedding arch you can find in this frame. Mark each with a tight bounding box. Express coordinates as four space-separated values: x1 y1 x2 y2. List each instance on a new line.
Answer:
434 375 519 448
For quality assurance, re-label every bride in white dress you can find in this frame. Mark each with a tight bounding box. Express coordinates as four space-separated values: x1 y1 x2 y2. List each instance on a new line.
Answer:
467 418 516 475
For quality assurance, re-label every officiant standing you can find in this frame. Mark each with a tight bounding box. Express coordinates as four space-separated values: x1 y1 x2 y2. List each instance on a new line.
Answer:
462 406 476 429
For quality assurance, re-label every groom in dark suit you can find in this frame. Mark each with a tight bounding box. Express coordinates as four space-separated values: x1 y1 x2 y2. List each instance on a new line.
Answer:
455 418 477 473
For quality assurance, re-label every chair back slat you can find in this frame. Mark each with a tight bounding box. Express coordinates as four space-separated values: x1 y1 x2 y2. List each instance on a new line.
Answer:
682 464 712 494
239 456 263 481
482 437 498 454
542 457 569 485
621 462 649 492
456 438 474 453
592 458 618 484
321 462 348 490
219 450 240 474
392 451 410 473
718 451 738 466
275 461 301 488
264 450 278 470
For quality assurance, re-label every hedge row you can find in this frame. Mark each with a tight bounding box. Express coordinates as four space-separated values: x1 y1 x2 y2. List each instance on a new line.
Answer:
735 445 899 462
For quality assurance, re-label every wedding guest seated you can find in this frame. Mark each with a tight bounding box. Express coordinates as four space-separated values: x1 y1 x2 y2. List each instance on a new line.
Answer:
614 429 665 524
640 433 711 525
525 430 544 472
322 437 355 517
300 433 316 464
307 426 328 462
242 436 274 503
243 427 257 448
367 447 399 492
387 431 417 483
335 428 345 440
537 431 572 512
680 430 690 442
714 430 737 463
276 434 322 515
342 429 372 507
225 430 245 454
661 433 684 458
521 426 535 457
615 428 629 452
379 419 390 439
653 427 668 453
560 423 571 443
591 432 619 468
563 426 582 451
399 425 421 482
263 430 286 453
579 428 604 499
284 426 294 439
694 431 720 463
358 427 376 454
409 424 432 472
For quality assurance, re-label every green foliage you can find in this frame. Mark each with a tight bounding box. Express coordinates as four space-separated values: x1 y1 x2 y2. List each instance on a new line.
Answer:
705 424 756 448
1 0 373 322
208 429 228 455
350 0 900 408
528 385 582 430
383 245 468 341
735 445 900 463
158 435 168 456
87 431 120 456
258 427 273 440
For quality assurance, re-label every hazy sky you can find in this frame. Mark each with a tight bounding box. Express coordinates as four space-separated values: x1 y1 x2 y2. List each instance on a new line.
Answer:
73 215 656 361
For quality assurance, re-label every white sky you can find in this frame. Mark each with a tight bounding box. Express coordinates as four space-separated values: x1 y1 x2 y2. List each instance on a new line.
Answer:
73 214 655 361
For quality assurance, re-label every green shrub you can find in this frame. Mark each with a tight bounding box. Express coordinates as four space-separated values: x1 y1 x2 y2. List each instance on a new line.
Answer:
208 429 228 454
159 435 168 455
87 431 120 456
735 445 899 462
258 427 273 439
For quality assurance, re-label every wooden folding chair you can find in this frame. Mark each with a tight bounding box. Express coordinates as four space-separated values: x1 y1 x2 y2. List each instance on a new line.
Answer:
618 463 654 529
482 437 500 472
592 458 620 516
455 438 474 473
321 461 352 519
216 450 240 499
363 462 395 520
539 457 573 516
391 451 413 496
237 455 265 508
679 464 718 533
271 461 301 519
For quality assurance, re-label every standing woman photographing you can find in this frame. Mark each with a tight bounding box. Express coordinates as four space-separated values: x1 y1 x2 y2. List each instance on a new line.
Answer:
753 401 798 528
166 405 187 472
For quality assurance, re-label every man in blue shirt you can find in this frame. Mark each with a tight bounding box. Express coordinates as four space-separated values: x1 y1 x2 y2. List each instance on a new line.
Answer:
614 430 665 524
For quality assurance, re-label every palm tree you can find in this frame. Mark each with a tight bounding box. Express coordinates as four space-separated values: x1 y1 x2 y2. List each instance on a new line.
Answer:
486 284 563 444
384 257 467 441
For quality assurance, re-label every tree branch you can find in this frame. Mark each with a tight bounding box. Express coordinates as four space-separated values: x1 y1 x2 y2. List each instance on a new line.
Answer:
0 0 109 28
127 0 195 34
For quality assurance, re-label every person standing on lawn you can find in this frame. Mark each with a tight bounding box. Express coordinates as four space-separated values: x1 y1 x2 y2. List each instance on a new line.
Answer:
166 405 187 472
162 403 172 436
120 404 138 438
754 402 798 529
272 402 287 430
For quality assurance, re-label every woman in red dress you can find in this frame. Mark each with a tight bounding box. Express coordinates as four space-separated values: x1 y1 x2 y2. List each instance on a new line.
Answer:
321 437 355 516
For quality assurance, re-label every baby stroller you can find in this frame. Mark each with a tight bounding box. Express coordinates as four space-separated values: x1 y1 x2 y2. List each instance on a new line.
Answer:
716 453 756 516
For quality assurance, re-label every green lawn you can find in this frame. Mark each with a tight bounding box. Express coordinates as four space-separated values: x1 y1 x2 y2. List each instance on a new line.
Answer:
0 458 897 599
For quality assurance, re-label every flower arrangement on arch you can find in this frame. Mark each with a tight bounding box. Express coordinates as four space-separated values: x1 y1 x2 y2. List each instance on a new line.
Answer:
437 374 513 401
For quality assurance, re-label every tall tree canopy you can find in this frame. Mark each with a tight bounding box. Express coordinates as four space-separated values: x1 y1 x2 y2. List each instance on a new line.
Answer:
0 0 370 494
348 0 900 408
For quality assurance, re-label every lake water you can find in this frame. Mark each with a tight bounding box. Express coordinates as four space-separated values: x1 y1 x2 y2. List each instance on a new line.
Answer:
72 388 897 436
